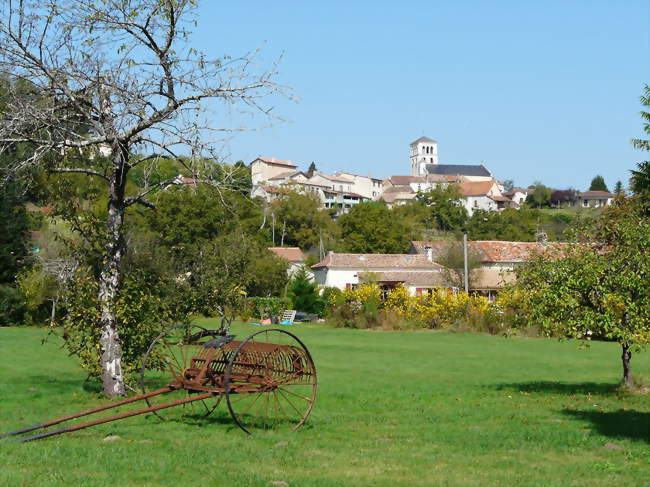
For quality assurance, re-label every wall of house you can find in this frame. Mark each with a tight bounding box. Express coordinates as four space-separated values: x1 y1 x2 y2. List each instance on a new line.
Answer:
464 195 497 216
251 160 295 185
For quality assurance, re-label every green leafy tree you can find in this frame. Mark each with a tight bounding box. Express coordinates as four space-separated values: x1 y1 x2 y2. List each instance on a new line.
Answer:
614 181 623 194
0 1 283 397
512 196 650 388
589 175 609 192
630 85 650 212
338 201 419 253
465 208 569 242
270 190 337 250
435 242 483 289
287 265 324 314
527 181 553 208
415 184 468 231
502 180 514 192
0 181 30 284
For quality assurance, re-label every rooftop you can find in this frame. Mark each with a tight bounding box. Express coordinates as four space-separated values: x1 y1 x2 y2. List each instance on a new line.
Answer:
411 240 566 263
425 164 491 177
456 180 497 196
268 247 305 263
253 157 297 168
410 136 437 145
313 252 445 270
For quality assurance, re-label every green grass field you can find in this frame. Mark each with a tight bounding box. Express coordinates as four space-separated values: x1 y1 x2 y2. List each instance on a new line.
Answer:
1 323 648 486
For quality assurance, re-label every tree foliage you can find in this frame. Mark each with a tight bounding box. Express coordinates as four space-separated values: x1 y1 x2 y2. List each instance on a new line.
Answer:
338 201 419 253
287 266 324 315
511 196 650 388
415 184 468 231
589 175 609 192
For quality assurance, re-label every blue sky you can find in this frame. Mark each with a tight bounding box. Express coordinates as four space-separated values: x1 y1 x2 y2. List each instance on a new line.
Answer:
193 0 649 190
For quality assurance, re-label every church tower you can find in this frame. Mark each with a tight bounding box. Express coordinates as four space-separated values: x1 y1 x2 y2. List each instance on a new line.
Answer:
409 136 438 176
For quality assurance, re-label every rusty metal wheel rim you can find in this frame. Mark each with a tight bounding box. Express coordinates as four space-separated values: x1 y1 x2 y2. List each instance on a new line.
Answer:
139 323 223 420
224 328 317 435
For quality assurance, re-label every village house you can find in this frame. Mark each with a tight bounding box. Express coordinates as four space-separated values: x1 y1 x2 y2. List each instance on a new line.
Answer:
410 240 565 300
312 252 447 296
268 247 312 278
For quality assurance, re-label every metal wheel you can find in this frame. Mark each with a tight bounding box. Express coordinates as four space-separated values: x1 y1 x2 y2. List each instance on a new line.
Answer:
224 329 317 435
140 323 225 420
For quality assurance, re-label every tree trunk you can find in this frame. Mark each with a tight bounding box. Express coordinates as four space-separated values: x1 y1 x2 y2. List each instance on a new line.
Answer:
621 342 633 389
98 147 128 398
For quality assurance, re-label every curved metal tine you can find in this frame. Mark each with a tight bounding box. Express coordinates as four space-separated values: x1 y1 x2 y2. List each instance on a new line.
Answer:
204 394 223 417
277 386 313 403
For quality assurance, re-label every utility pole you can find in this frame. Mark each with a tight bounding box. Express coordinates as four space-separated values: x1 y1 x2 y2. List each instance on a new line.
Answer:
271 211 275 245
463 233 469 293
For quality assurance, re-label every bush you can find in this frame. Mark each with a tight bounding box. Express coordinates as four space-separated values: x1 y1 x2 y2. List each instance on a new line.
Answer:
54 268 190 383
287 266 325 315
0 284 26 326
247 297 292 321
324 283 510 334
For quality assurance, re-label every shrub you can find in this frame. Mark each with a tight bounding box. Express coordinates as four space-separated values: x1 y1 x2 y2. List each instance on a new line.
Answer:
0 284 26 326
287 266 324 315
247 297 292 321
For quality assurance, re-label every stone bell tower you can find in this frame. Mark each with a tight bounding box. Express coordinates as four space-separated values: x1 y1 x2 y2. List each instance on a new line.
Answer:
409 136 438 176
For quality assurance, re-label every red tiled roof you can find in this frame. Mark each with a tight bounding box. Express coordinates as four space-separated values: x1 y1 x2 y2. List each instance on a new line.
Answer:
578 191 613 198
254 157 297 168
313 253 445 270
411 240 566 263
268 247 305 263
456 180 497 196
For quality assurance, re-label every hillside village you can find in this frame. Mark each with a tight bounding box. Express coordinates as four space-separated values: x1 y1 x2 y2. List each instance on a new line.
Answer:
248 136 614 300
250 136 615 216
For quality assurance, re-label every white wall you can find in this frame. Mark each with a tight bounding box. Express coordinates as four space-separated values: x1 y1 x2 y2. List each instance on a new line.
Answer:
410 140 438 176
464 195 497 216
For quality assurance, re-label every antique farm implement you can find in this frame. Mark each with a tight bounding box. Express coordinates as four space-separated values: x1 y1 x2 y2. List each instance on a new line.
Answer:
1 325 317 442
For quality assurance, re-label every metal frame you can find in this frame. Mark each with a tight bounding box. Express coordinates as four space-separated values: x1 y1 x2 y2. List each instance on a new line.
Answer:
1 326 317 442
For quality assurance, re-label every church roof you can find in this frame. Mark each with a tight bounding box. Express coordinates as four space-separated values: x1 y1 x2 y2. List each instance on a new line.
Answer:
410 136 437 145
424 164 491 177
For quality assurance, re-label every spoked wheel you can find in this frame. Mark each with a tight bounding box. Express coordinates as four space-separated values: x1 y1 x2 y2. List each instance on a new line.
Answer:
140 323 226 420
224 329 317 435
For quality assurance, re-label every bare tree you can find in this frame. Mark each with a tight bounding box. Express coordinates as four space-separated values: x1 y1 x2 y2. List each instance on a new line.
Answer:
0 0 286 397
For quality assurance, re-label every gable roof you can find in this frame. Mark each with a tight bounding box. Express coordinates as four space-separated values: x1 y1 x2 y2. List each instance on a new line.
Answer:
410 240 565 263
578 191 613 198
268 247 305 263
313 252 445 270
456 180 496 196
425 164 491 177
411 136 437 145
252 157 297 168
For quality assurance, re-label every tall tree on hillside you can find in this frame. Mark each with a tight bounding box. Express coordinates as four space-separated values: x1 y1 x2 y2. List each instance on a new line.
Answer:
0 1 284 397
512 196 650 389
630 85 650 211
339 201 419 254
527 181 553 208
589 175 609 192
502 179 514 192
416 185 467 231
614 181 623 194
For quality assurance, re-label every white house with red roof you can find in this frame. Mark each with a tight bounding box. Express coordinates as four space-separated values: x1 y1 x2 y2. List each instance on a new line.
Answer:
312 251 447 295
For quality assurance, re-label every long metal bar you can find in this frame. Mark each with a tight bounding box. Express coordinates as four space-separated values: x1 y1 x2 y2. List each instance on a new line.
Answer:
16 392 214 443
0 386 175 439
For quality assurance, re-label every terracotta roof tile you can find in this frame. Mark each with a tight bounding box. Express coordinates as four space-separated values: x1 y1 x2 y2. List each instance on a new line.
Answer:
313 253 445 270
254 157 298 168
456 180 497 196
268 247 305 263
411 240 566 263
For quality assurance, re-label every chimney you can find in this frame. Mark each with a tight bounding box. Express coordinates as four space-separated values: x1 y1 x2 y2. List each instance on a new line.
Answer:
424 245 433 262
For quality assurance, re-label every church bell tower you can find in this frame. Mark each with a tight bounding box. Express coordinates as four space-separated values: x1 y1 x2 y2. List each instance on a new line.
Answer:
410 136 438 176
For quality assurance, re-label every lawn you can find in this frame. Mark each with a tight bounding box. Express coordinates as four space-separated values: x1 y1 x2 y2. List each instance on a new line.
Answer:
1 323 648 486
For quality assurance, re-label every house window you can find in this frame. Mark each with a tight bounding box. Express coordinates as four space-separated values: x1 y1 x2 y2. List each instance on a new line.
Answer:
583 200 588 207
430 158 433 163
473 199 478 208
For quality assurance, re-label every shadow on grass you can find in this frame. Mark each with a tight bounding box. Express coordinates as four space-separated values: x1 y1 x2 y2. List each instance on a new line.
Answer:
562 409 650 442
495 381 620 396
